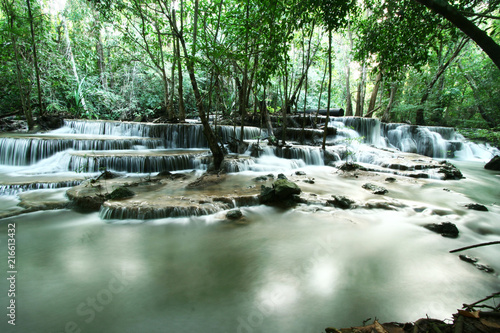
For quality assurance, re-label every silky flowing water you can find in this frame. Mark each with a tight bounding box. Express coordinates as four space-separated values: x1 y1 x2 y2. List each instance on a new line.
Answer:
0 119 499 333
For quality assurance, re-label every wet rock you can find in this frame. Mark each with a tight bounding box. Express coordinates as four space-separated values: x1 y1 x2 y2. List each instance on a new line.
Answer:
364 200 406 210
362 183 388 195
339 162 363 172
327 195 355 209
438 161 463 180
385 177 396 183
459 254 478 264
226 209 243 220
424 222 459 238
295 171 306 176
323 149 340 165
465 203 488 211
475 264 495 273
106 187 135 200
292 194 307 204
253 176 268 182
277 173 287 180
259 185 275 203
274 179 302 200
302 179 315 184
259 179 302 207
484 155 500 171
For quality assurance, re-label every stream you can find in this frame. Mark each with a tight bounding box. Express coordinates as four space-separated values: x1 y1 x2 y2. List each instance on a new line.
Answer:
0 118 499 333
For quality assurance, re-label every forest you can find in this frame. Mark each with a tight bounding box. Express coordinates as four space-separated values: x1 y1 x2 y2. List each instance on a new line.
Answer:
1 0 500 148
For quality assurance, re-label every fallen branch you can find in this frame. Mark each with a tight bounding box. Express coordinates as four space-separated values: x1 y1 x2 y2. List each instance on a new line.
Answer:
449 241 500 253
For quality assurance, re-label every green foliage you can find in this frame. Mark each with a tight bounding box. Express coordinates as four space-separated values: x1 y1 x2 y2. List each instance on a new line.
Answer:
458 128 500 148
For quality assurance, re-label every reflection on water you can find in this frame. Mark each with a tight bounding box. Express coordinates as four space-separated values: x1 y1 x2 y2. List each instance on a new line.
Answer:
0 161 499 333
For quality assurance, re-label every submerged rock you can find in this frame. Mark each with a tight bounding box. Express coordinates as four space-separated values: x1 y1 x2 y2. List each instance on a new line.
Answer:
327 195 355 209
465 203 489 211
484 155 500 171
362 183 388 195
424 222 459 238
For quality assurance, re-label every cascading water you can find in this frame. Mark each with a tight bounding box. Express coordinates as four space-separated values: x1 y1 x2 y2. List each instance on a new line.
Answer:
0 118 498 333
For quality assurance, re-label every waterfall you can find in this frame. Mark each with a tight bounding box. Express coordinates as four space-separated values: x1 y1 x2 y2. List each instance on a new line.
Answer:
0 136 161 165
328 117 498 159
68 152 207 173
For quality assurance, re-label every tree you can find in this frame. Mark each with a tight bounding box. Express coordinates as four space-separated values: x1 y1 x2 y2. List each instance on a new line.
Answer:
414 0 500 71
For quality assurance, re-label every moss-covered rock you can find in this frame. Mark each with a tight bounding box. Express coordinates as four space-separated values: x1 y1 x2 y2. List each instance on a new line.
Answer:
106 187 135 200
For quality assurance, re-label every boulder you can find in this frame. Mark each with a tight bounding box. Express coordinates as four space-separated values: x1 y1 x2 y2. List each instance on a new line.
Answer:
327 195 355 209
259 179 302 207
273 179 302 200
424 222 459 238
438 161 463 180
484 155 500 171
226 209 243 220
362 183 388 195
106 187 135 200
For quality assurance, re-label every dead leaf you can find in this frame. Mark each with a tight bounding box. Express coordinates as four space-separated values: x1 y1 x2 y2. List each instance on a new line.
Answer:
457 310 480 318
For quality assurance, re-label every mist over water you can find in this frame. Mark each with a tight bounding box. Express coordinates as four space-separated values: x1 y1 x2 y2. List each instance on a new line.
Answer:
0 119 499 332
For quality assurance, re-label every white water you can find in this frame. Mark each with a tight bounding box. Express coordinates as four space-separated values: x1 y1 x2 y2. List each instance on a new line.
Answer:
0 119 499 332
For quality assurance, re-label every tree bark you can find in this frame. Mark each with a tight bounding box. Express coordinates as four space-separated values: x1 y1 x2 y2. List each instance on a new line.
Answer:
381 83 397 123
366 71 382 118
322 30 333 150
355 64 367 117
345 29 353 117
3 0 34 130
171 9 225 170
26 0 43 115
414 0 500 71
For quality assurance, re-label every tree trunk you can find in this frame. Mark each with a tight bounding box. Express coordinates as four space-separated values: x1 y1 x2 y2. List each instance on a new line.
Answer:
460 64 497 128
173 15 224 170
415 37 468 125
382 83 397 123
345 29 353 117
175 36 185 121
366 71 382 118
322 30 333 150
63 17 87 111
355 64 367 117
4 1 34 130
414 0 500 71
26 0 43 116
172 5 185 122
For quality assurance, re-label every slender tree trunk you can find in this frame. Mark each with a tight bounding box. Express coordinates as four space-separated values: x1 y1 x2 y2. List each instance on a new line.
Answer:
172 5 185 121
4 2 34 130
63 16 87 111
414 0 500 70
175 37 185 121
345 29 354 117
355 63 367 117
416 37 468 125
366 71 382 118
382 83 397 123
459 64 497 128
172 11 224 170
322 30 333 150
26 0 43 115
